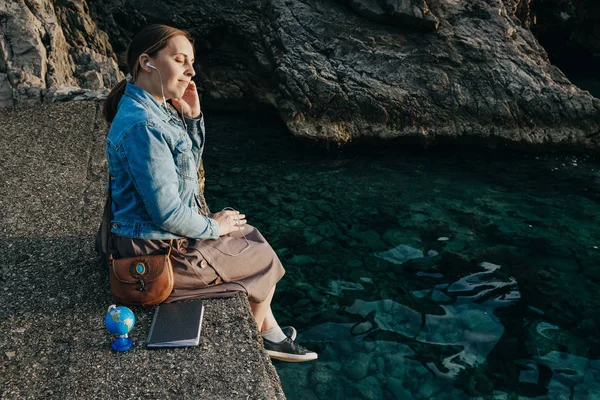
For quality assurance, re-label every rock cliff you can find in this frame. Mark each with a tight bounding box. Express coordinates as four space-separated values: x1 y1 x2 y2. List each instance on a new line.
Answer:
1 0 599 149
0 0 121 108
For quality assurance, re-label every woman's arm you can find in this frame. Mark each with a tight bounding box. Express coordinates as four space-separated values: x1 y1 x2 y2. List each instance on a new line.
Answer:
172 81 205 166
184 113 205 167
119 123 219 239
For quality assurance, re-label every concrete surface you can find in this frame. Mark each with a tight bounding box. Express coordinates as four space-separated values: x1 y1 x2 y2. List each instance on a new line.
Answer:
0 101 285 399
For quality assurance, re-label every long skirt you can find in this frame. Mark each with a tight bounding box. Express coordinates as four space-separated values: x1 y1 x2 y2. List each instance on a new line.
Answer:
112 225 285 303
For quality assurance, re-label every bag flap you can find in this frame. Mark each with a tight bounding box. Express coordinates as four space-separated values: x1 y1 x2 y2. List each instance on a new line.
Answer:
111 255 170 284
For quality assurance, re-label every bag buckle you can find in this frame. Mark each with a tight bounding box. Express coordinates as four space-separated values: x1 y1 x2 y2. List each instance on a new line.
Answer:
136 279 145 291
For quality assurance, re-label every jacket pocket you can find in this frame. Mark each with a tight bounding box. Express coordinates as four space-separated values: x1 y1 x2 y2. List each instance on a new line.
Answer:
174 137 195 181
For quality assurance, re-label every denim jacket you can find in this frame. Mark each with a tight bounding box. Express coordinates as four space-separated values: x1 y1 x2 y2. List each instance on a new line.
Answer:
106 83 219 239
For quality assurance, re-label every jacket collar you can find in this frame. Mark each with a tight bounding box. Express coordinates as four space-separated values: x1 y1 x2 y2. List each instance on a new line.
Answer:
123 82 171 123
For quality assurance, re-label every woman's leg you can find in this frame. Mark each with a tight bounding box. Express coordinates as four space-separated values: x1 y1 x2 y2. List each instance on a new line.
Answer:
253 285 318 362
249 284 277 332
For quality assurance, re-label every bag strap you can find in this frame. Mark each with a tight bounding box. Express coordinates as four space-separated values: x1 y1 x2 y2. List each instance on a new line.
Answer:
106 173 114 262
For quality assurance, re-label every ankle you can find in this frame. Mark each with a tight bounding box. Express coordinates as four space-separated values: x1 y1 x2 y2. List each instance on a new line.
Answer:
261 325 287 343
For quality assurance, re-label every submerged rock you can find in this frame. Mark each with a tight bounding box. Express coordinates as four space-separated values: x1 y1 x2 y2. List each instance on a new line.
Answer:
346 299 422 337
386 377 413 399
328 280 365 296
355 376 383 400
346 353 372 381
376 244 424 264
536 321 560 340
431 290 451 302
427 250 439 257
288 254 315 265
303 229 324 246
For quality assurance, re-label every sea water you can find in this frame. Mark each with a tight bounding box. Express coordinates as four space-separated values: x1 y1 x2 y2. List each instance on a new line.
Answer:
204 112 600 400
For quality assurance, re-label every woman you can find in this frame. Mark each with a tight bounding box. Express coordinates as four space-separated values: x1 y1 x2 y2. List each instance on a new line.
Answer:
101 24 316 362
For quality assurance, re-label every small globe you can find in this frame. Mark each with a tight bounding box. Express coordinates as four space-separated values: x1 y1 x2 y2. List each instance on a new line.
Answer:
105 305 135 336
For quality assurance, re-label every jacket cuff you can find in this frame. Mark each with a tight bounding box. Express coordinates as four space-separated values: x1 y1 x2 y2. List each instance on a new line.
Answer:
184 111 203 122
207 217 220 239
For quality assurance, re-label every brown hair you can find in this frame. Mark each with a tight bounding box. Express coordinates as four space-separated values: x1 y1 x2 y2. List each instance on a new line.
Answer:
103 24 194 123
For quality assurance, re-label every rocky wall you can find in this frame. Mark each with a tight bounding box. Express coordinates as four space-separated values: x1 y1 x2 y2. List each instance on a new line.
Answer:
1 0 600 150
0 0 121 108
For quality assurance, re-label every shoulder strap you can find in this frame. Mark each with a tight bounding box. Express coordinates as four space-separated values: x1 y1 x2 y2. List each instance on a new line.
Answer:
107 173 114 260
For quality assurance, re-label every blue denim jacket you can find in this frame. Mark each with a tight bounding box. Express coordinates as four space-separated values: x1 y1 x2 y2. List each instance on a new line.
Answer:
106 83 219 239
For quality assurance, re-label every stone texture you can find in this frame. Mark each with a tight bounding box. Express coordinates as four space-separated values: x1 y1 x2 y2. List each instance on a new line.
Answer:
343 0 439 32
0 0 121 107
1 0 599 149
88 0 600 149
0 101 285 399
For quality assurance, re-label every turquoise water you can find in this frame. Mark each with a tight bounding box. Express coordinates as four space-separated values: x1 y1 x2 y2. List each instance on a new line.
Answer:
203 112 600 399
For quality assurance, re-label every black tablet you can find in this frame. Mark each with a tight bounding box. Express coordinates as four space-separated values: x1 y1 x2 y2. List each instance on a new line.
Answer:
147 300 205 348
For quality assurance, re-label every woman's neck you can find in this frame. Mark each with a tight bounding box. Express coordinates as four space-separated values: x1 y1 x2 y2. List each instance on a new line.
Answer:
133 76 166 105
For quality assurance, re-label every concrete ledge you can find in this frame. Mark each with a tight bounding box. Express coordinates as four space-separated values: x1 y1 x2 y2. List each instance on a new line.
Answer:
0 102 285 399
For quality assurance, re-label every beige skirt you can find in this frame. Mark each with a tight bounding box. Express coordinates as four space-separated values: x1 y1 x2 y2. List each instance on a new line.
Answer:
112 224 285 303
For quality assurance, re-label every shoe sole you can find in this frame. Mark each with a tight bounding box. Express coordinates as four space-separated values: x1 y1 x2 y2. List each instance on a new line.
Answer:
266 349 318 362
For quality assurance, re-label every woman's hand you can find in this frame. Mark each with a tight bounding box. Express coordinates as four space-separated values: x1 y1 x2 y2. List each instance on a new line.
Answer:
172 81 201 119
212 209 247 236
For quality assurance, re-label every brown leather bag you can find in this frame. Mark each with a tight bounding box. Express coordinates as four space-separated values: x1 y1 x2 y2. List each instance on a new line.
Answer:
108 243 174 306
101 173 175 306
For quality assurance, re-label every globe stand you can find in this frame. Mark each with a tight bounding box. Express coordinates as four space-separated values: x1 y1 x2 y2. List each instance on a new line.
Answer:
111 335 133 352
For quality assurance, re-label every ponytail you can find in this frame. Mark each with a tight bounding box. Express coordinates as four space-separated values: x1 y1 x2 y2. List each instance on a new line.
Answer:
103 79 128 123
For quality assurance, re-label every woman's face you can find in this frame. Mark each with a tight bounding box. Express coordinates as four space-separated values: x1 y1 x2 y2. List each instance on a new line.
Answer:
145 35 195 101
